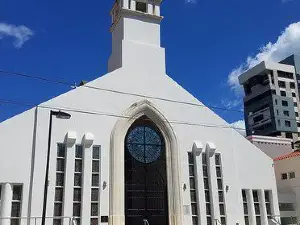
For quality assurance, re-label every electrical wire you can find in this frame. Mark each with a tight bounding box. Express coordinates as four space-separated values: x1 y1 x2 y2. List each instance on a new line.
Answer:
0 70 72 86
0 98 247 131
1 69 300 132
1 96 300 132
0 70 244 113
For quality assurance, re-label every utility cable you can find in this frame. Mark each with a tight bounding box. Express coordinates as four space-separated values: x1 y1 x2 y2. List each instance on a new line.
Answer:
1 97 300 131
0 98 246 131
0 70 244 113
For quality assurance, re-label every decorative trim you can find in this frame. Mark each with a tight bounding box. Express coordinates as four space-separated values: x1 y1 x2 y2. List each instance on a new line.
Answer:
110 8 163 32
206 142 217 157
65 131 76 146
247 135 292 145
109 100 183 225
192 141 203 155
82 133 95 148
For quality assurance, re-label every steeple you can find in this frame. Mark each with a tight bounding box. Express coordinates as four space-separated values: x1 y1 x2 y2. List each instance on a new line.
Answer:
108 0 165 74
111 0 162 29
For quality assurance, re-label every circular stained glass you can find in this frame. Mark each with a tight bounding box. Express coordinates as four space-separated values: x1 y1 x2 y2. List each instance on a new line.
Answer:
126 126 163 164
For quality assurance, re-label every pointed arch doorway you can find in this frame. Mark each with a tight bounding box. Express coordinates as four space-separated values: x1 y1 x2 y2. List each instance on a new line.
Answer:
125 116 169 225
109 101 183 225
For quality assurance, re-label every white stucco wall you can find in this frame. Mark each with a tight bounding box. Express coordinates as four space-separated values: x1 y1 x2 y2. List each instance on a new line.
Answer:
0 65 279 225
0 108 37 220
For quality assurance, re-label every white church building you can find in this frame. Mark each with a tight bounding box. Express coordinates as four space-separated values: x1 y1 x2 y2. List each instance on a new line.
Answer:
0 1 280 225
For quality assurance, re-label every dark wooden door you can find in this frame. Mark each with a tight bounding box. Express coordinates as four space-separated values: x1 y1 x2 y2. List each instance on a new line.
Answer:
125 121 169 225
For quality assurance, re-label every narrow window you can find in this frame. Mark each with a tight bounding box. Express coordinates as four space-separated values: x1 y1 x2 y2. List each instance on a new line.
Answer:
282 100 288 107
11 185 22 225
292 92 296 97
289 172 296 179
253 190 261 225
270 71 274 84
290 82 296 89
265 191 272 219
281 91 286 97
285 121 291 127
279 203 295 211
54 144 66 225
242 190 249 225
286 132 293 139
136 2 147 13
281 173 288 180
283 111 290 117
294 102 298 107
278 81 286 88
188 152 199 225
215 154 226 225
91 146 101 225
202 153 212 225
295 112 299 117
73 145 84 225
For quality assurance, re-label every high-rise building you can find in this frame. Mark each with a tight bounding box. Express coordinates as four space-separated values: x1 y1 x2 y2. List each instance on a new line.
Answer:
281 54 300 97
239 61 300 141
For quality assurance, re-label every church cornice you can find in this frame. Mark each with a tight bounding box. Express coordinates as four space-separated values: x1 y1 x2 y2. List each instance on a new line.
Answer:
110 8 163 33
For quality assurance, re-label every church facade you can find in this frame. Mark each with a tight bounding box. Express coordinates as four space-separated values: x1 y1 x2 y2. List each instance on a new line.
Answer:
0 1 279 225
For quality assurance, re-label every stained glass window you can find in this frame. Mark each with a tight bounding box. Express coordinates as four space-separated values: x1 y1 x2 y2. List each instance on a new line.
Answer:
126 125 163 164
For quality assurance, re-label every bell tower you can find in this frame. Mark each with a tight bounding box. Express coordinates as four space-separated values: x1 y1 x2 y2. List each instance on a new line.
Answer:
108 0 165 75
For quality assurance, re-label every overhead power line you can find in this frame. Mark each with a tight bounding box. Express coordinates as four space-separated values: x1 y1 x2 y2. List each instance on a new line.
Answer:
1 70 299 134
0 98 246 131
0 70 72 86
0 96 299 133
0 69 244 114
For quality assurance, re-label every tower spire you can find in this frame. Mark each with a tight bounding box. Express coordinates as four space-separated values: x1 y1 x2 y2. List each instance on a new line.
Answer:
111 0 162 31
108 0 165 74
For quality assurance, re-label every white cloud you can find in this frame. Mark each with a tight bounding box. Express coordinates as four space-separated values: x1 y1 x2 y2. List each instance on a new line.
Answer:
185 0 197 4
0 23 34 48
221 99 242 110
231 120 246 137
227 21 300 97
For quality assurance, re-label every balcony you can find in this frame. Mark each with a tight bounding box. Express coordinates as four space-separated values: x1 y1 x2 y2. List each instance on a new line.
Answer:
244 85 271 103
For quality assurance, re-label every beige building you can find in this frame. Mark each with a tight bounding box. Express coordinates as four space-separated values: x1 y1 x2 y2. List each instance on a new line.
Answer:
247 135 292 159
274 151 300 224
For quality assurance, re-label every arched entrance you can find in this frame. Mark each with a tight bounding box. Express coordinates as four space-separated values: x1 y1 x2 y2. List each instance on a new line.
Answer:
124 116 169 225
109 100 183 225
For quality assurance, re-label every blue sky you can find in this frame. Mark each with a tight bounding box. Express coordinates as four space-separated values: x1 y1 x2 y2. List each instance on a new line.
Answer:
1 0 300 128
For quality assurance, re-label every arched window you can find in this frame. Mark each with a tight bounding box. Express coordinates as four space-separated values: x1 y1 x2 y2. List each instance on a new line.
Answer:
125 116 164 164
